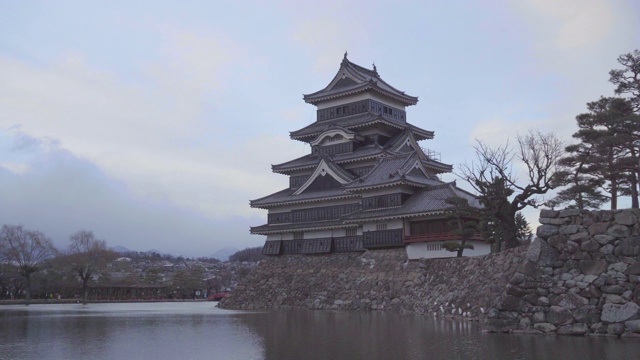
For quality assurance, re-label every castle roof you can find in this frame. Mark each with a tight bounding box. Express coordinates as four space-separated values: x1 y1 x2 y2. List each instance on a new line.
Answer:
272 143 386 174
250 220 357 235
303 53 418 106
344 152 442 192
289 113 434 142
344 182 482 222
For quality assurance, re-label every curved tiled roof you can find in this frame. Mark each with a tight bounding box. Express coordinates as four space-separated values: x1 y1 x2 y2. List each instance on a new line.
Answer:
344 153 442 191
250 220 357 235
290 113 433 142
344 183 482 222
303 55 418 106
250 187 358 209
271 144 387 174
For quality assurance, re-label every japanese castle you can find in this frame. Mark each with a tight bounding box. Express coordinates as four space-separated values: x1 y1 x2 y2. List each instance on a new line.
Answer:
251 54 489 259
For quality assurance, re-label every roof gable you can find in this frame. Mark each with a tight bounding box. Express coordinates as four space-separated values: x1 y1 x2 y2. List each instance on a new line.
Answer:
293 159 355 195
303 53 418 106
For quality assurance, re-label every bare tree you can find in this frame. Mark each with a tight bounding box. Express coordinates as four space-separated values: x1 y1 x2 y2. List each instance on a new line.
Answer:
459 130 564 251
67 230 113 303
0 225 57 303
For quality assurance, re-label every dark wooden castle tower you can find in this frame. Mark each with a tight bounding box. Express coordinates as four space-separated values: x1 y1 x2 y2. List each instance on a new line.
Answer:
251 54 487 259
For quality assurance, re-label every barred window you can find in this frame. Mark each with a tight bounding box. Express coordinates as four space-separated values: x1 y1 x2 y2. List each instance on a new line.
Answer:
376 224 387 231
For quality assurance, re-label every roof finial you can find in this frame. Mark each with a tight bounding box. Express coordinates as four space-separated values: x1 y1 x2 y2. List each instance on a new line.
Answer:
372 62 377 74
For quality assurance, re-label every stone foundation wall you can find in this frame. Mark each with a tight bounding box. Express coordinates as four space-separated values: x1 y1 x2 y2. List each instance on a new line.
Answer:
220 246 527 317
486 209 640 337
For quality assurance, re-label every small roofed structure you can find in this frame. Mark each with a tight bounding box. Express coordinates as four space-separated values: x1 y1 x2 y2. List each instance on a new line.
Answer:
250 54 489 259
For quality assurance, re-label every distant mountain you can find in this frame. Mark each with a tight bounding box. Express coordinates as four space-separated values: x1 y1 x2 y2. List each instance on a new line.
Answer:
211 247 238 261
111 245 131 253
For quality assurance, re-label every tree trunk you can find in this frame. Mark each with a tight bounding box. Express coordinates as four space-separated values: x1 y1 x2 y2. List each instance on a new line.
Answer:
456 217 464 258
630 147 639 208
25 272 31 305
82 278 89 304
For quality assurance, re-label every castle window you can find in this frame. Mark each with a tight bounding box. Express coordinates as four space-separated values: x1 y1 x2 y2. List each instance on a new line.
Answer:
376 224 387 231
346 228 357 237
294 232 304 240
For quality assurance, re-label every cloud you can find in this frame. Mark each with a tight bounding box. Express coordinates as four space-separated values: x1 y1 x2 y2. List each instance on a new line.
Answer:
0 22 300 220
0 131 263 256
521 0 614 49
286 1 372 73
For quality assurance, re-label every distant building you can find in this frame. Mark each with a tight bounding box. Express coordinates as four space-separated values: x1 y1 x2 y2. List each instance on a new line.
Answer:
251 54 489 259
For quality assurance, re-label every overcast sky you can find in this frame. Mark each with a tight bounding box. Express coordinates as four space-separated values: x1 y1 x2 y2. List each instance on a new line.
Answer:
1 0 638 257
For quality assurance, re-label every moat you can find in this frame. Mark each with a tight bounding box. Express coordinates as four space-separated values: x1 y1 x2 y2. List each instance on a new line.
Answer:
0 302 637 360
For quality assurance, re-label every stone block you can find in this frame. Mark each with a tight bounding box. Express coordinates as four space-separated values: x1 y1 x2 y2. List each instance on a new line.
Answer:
600 244 615 255
615 210 637 226
608 225 631 238
537 296 550 306
547 306 573 325
579 285 601 299
625 262 640 276
610 262 628 273
540 209 559 218
532 311 546 323
614 236 640 257
560 225 584 235
625 319 640 333
573 305 601 324
533 322 557 333
608 323 625 336
602 285 626 295
601 302 640 323
594 234 616 245
588 222 610 236
548 234 569 247
581 240 600 252
569 232 590 243
520 262 543 278
599 211 614 222
509 272 528 285
579 260 607 276
540 217 567 225
557 323 589 335
506 284 528 297
500 295 525 311
526 238 558 266
537 225 559 239
553 293 589 310
559 209 581 217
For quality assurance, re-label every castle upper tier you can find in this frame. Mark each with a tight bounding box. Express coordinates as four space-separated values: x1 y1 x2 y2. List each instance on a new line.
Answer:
251 54 488 259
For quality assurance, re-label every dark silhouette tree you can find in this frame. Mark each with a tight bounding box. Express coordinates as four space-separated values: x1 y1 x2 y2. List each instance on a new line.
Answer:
0 225 57 303
459 130 564 251
66 230 114 303
442 196 476 257
551 142 607 209
514 212 533 244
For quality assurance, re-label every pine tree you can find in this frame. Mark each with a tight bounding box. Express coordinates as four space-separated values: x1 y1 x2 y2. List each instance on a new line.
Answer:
442 196 476 257
514 212 533 244
551 142 607 209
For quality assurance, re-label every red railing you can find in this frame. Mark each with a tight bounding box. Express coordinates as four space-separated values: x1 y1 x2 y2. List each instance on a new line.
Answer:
404 232 484 244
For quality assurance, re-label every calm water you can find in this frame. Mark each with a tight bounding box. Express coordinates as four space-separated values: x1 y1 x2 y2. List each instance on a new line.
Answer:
0 302 638 360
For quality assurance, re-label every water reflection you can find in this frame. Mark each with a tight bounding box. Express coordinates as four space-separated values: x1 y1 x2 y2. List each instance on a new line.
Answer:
1 303 638 360
236 310 640 360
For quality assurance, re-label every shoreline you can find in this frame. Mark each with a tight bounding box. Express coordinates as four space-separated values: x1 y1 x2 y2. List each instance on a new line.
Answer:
0 299 209 306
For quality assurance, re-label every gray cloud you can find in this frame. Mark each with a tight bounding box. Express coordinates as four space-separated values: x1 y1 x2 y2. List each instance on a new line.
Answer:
0 131 262 257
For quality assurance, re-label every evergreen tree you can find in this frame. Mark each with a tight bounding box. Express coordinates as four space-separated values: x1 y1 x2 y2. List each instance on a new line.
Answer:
571 97 638 209
442 196 476 257
551 142 607 209
514 212 533 244
609 49 640 111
